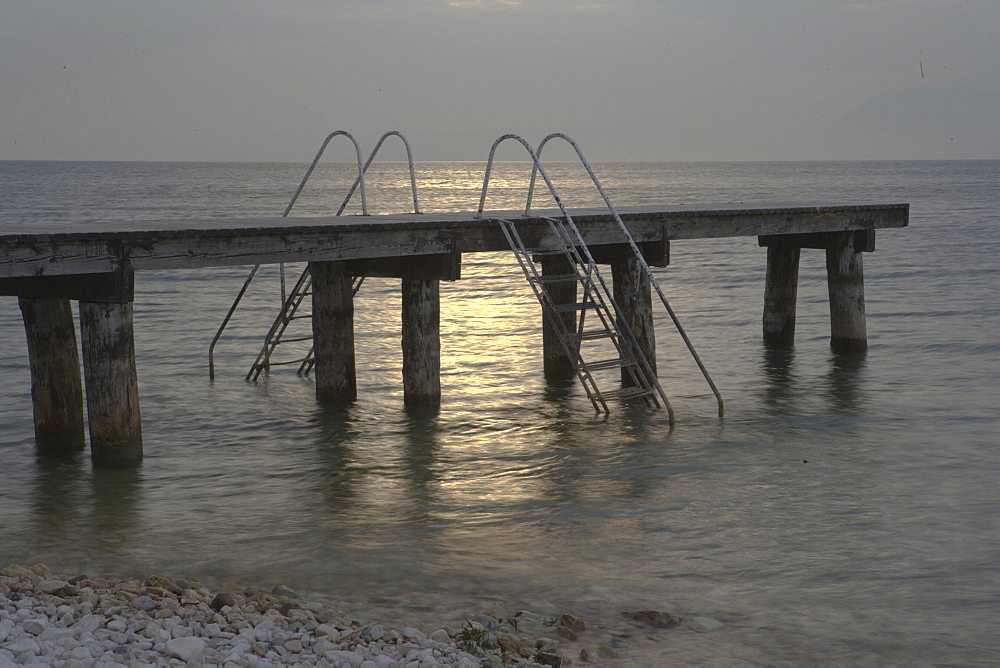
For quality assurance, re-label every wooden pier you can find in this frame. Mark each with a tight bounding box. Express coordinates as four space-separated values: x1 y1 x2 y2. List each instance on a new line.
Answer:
1 202 908 464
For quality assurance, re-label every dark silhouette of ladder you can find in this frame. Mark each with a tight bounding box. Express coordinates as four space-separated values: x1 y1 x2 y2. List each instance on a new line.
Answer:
498 214 668 414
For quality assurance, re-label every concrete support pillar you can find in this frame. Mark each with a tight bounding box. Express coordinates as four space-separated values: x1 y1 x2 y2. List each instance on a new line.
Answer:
79 301 143 466
540 254 578 382
18 297 86 453
611 251 656 385
401 278 441 406
825 231 868 353
762 245 801 347
311 261 357 401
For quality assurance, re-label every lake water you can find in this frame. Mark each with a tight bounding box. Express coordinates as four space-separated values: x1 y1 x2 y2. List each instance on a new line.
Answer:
1 158 998 664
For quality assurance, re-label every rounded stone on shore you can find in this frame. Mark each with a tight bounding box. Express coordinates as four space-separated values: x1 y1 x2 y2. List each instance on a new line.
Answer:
164 636 207 661
470 613 499 632
21 618 46 636
211 591 237 611
36 579 72 596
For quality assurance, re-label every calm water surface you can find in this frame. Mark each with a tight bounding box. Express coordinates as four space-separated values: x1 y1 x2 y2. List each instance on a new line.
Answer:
1 159 998 664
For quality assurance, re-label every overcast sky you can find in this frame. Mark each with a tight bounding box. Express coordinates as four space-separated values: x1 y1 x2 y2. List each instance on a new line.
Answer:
2 0 998 162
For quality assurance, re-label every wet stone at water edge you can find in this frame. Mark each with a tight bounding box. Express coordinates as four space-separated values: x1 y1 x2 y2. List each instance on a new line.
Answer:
0 564 485 666
1 563 657 666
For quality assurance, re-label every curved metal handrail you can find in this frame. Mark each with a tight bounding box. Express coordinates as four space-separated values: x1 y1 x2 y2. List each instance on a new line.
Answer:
527 132 724 417
337 130 421 215
285 129 368 217
477 133 673 419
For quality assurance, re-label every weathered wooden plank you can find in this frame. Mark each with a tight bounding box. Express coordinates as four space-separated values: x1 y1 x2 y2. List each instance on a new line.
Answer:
648 207 905 241
18 297 86 453
759 228 876 252
79 301 143 466
1 271 133 303
589 238 669 267
401 278 441 406
346 250 460 281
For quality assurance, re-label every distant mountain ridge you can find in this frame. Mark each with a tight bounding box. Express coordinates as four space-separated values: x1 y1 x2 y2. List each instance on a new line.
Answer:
821 66 1000 159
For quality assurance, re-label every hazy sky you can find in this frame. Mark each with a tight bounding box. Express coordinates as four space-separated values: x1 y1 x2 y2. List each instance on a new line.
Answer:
2 0 998 161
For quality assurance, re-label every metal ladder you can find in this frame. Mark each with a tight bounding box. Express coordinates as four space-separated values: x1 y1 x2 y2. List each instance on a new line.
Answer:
209 130 420 381
479 134 673 417
527 133 724 417
246 271 365 381
499 215 668 414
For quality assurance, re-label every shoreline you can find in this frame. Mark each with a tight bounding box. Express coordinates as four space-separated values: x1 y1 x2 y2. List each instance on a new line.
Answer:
0 563 654 666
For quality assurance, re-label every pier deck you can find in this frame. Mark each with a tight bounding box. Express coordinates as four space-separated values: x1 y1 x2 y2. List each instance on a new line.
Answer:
1 202 908 465
0 203 906 277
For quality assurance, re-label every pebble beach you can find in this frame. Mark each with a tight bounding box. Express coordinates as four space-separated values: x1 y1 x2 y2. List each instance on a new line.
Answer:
0 564 669 666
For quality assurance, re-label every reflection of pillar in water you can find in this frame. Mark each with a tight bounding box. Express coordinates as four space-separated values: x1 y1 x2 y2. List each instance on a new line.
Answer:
403 404 440 511
89 467 143 550
826 351 867 414
311 402 359 513
31 453 87 543
761 346 798 413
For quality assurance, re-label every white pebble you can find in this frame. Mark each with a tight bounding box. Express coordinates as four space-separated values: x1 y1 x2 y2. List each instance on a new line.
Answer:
22 618 47 636
314 623 338 638
72 614 103 637
70 645 93 661
6 638 41 656
164 636 206 662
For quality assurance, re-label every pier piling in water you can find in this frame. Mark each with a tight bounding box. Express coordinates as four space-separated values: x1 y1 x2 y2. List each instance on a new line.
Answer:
401 278 441 406
540 254 579 382
759 229 873 353
610 248 657 386
762 245 801 347
79 301 143 465
311 261 358 401
18 297 86 453
825 231 868 354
